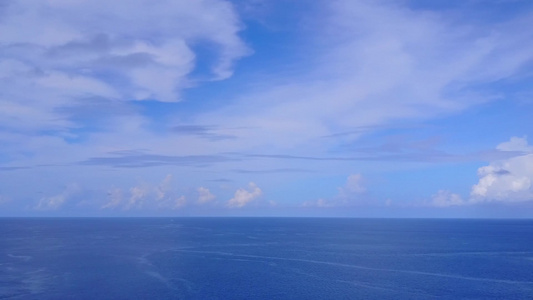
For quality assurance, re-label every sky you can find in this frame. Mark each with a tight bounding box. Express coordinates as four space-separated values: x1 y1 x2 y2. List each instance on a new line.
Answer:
1 0 533 217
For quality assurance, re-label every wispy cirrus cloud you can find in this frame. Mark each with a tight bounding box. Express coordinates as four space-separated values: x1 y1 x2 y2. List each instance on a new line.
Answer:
231 168 313 174
192 0 533 154
197 187 216 204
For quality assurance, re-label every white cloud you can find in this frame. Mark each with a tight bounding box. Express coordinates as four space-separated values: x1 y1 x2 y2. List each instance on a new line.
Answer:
431 190 464 207
302 198 333 208
470 137 533 202
102 187 123 209
303 174 366 207
197 187 216 204
495 136 533 152
0 0 248 132
1 1 533 216
339 174 365 195
470 141 533 203
156 174 174 201
227 182 262 208
195 0 533 153
173 196 187 209
35 184 80 210
428 137 533 207
101 175 188 210
125 185 149 210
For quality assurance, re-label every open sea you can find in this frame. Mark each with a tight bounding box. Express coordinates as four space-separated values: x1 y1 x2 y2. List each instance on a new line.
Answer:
1 218 532 299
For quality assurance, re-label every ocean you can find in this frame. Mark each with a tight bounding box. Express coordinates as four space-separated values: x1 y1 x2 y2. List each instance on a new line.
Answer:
1 218 532 299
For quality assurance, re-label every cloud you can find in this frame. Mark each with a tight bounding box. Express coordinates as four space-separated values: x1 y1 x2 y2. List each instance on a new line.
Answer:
172 125 237 141
101 175 187 210
470 137 533 203
102 187 123 209
125 185 149 210
197 187 216 204
0 0 248 133
303 174 366 207
209 178 233 183
495 136 533 152
431 190 464 207
81 152 238 168
339 174 365 195
0 166 30 171
430 137 533 207
155 174 173 200
227 182 262 207
173 196 187 209
1 1 533 216
193 0 533 155
35 184 80 210
231 168 313 174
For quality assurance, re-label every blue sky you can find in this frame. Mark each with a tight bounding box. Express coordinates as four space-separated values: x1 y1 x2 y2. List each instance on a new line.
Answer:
1 0 533 217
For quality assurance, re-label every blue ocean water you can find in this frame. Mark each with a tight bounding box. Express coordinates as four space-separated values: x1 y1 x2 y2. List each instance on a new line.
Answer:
1 218 532 299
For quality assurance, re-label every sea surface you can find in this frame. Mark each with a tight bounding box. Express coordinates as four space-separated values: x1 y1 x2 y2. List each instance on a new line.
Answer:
1 218 532 299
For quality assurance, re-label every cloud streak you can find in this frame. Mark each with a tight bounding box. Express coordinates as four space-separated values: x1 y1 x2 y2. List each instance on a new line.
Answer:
81 153 238 168
171 125 237 141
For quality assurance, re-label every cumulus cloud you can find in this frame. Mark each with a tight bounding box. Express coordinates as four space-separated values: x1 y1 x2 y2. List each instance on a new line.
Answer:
339 174 365 195
173 196 187 209
125 185 149 210
227 182 262 208
301 198 334 208
495 136 533 152
303 174 366 207
35 184 80 210
156 174 174 200
102 187 123 209
470 137 533 203
101 175 187 210
431 190 464 207
430 137 533 207
197 187 216 204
